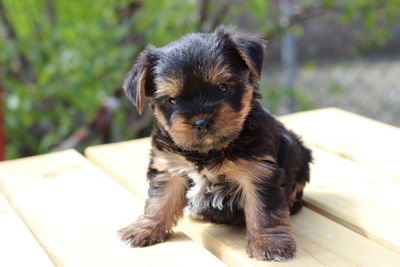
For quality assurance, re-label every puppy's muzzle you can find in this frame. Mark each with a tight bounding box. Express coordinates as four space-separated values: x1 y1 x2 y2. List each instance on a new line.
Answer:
193 118 211 133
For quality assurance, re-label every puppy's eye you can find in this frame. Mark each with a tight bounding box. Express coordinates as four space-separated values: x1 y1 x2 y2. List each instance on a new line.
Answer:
168 98 176 105
218 84 229 93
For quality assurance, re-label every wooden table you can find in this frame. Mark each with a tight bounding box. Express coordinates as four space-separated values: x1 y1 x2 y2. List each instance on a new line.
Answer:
1 107 400 267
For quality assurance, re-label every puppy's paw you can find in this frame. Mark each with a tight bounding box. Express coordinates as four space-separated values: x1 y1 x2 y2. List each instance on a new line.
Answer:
119 223 170 247
246 234 296 261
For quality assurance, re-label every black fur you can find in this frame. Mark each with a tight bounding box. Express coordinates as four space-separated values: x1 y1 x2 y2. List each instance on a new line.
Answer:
122 26 312 261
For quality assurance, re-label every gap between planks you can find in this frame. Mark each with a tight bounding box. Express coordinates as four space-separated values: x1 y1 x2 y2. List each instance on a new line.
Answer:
280 107 400 178
0 193 54 267
85 139 400 266
0 150 226 267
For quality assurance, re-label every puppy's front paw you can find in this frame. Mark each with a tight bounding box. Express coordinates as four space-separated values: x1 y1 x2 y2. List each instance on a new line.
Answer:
119 222 170 247
246 234 296 261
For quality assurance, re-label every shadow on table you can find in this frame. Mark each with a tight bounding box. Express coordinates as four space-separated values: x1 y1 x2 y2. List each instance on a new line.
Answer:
194 190 368 263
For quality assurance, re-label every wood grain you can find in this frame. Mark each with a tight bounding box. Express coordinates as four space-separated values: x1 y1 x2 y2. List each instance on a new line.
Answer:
0 193 54 267
280 107 400 177
304 147 400 253
0 150 225 267
279 108 400 252
86 138 400 266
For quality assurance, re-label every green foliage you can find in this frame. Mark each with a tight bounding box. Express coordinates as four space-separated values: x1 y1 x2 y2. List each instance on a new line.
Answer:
0 0 399 159
339 0 400 46
329 84 344 95
304 60 317 71
2 0 138 158
1 0 201 158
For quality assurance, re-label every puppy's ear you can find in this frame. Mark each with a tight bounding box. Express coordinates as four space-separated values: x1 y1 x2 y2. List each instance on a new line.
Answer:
215 26 266 81
123 46 159 115
231 35 265 81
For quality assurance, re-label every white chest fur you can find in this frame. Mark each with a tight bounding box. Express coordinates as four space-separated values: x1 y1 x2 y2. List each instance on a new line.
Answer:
152 150 243 218
185 166 243 218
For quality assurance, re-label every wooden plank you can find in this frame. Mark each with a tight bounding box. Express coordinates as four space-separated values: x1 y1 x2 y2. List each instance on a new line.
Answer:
86 139 400 266
280 107 400 177
0 193 54 267
304 147 400 253
280 108 400 251
0 150 225 267
0 149 89 178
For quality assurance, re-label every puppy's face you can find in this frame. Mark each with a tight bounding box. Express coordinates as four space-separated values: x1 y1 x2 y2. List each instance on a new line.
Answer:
123 26 265 152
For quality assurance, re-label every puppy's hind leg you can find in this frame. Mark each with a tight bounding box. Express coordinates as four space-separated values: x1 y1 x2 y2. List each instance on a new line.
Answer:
120 169 187 247
289 182 305 215
289 146 312 215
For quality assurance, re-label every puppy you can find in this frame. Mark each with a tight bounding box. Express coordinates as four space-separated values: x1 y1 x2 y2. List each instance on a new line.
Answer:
120 26 312 261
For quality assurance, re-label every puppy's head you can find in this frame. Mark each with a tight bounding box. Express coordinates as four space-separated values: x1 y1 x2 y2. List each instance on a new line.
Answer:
123 26 266 152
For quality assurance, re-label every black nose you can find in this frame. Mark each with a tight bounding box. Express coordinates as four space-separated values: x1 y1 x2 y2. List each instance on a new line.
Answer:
194 118 211 131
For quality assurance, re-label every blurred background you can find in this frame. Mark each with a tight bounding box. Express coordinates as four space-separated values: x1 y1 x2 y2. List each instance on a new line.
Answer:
0 0 399 160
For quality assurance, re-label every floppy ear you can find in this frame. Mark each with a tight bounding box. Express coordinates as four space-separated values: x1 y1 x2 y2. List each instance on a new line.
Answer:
215 26 266 81
122 46 159 115
231 35 265 81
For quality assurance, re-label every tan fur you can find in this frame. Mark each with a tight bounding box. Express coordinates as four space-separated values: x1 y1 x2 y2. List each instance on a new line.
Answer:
153 84 254 153
168 114 197 147
213 83 253 135
154 107 169 130
151 148 196 174
152 147 276 191
246 222 295 261
239 176 264 235
154 109 194 145
137 146 296 259
137 68 148 115
146 173 187 227
288 182 305 208
218 158 274 182
205 63 232 85
120 171 187 246
222 158 275 216
234 46 260 81
254 155 276 164
228 159 295 261
155 76 182 97
122 28 305 260
154 85 254 152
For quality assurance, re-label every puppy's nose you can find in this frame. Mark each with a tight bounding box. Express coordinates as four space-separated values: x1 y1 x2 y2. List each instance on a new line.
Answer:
194 118 211 132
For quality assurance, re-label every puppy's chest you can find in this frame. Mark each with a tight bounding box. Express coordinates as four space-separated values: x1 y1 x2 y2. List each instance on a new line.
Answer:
185 166 242 212
154 151 242 211
154 149 233 181
179 158 233 188
175 156 243 211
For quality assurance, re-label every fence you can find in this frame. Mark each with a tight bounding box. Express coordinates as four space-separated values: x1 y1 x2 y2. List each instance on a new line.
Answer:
262 9 400 127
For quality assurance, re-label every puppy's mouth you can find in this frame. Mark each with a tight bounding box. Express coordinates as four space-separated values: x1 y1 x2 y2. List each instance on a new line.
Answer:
165 111 247 153
186 130 238 153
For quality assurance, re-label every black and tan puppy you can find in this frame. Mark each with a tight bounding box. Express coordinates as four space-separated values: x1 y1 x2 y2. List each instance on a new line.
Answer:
120 26 312 261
